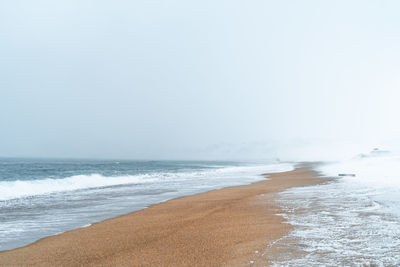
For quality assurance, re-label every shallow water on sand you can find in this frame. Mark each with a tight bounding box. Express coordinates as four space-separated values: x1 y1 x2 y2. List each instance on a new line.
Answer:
267 179 400 266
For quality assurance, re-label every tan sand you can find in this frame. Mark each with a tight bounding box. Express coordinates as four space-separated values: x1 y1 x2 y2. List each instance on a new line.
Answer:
0 167 323 267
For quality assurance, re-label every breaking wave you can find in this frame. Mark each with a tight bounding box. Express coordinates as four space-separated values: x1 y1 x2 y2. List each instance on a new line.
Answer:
0 163 293 201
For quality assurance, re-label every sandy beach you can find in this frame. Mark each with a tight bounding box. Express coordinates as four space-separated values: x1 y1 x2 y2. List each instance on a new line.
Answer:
0 167 322 266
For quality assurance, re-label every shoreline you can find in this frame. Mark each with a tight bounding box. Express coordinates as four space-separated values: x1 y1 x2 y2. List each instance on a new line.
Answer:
0 166 324 266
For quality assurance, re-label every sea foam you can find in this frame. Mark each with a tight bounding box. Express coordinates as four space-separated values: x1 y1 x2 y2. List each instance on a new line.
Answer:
268 150 400 266
0 163 293 201
0 174 159 200
318 151 400 218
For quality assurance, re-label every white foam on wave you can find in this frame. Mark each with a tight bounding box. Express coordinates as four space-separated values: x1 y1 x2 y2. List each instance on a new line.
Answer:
0 174 160 201
268 151 400 266
0 163 294 201
318 152 400 218
269 182 400 266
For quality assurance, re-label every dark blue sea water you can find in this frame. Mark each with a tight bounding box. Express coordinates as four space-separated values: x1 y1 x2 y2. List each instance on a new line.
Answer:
0 158 292 251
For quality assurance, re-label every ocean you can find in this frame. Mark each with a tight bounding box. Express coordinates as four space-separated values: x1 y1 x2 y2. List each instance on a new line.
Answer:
0 158 292 251
268 150 400 266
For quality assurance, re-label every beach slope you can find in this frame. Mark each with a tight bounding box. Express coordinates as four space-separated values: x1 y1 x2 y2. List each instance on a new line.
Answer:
0 168 321 266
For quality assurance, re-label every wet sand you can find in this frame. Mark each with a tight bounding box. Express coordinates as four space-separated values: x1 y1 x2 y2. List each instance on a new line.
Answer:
0 167 323 266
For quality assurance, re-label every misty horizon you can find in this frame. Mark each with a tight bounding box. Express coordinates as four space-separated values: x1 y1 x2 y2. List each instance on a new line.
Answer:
1 0 400 160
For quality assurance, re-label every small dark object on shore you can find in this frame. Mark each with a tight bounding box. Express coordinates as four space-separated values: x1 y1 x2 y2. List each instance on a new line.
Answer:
338 174 356 177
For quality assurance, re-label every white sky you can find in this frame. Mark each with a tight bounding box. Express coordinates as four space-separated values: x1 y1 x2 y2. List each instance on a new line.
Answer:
1 0 400 160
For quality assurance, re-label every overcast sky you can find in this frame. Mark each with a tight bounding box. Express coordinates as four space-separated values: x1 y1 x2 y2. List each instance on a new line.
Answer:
1 0 400 160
